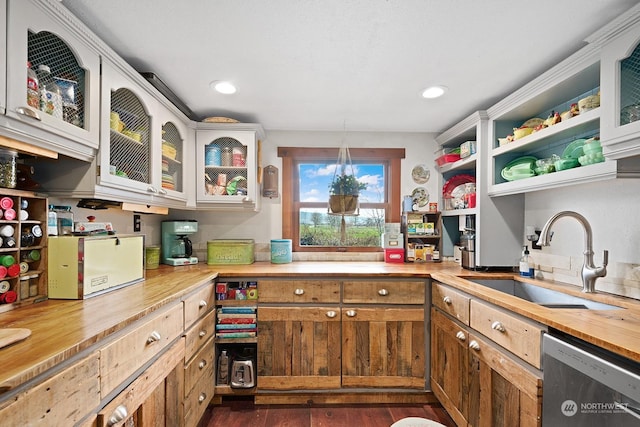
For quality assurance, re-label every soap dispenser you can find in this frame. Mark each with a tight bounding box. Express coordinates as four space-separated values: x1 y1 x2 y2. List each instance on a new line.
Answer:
519 245 534 277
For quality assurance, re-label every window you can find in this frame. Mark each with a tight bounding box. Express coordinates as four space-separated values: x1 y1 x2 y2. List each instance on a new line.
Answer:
278 147 404 252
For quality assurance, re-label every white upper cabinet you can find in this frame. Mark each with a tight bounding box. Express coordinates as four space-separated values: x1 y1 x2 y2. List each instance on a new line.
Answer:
0 0 6 115
98 60 159 200
3 0 100 160
597 4 640 159
195 123 264 211
155 108 189 204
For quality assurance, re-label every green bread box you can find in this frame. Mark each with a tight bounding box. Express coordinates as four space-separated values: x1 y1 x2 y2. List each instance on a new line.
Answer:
207 239 255 265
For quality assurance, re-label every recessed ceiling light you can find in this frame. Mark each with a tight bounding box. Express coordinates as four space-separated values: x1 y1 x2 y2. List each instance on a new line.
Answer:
210 80 237 94
421 85 447 99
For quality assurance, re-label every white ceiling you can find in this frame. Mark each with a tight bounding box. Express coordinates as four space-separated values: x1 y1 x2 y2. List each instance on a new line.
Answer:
61 0 639 133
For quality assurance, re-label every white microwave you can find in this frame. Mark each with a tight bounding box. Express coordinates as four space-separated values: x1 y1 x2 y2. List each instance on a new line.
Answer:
48 235 144 299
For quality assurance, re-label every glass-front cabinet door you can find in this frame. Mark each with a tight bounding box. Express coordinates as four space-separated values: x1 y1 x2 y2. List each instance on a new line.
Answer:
4 0 100 152
600 8 640 159
99 60 158 199
195 124 263 210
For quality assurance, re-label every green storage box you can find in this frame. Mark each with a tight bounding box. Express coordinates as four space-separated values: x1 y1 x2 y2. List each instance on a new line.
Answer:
207 239 255 265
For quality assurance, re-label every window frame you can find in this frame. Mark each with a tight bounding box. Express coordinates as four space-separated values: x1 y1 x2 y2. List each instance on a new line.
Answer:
278 147 405 252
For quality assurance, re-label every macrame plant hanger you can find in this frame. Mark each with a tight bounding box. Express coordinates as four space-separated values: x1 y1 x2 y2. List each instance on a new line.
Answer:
328 142 360 245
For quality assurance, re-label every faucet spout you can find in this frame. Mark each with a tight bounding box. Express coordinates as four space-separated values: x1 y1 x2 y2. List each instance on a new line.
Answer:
536 211 607 293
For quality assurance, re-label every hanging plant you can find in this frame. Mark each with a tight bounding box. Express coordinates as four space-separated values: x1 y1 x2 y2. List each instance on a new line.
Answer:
328 145 366 215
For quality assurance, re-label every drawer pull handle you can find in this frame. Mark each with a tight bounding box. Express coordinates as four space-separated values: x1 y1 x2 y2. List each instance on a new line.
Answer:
199 359 207 369
147 331 162 344
326 310 337 318
346 310 357 318
198 393 207 403
294 288 305 295
469 340 480 351
15 107 41 121
199 330 207 337
443 296 452 305
378 289 389 296
491 321 506 333
199 300 208 308
456 331 466 341
108 405 128 425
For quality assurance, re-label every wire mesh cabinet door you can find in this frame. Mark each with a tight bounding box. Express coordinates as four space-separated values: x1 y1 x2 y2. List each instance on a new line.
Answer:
99 60 160 199
600 8 640 159
195 125 262 210
5 0 101 150
155 106 189 204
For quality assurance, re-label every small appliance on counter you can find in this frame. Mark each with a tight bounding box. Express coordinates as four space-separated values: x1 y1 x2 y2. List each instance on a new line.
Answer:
48 234 144 299
161 220 199 266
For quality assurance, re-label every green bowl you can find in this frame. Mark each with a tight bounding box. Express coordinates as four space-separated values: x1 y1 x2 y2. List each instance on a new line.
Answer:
583 138 602 155
554 157 580 171
562 139 586 159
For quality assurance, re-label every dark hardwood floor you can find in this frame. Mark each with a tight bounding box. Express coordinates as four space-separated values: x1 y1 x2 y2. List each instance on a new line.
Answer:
203 397 456 427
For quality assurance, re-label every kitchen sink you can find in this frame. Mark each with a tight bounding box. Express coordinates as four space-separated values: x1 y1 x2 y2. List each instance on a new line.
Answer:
469 279 623 310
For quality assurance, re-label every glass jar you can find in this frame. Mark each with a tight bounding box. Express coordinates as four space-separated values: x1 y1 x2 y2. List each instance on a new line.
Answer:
0 149 17 189
221 147 233 166
53 205 74 235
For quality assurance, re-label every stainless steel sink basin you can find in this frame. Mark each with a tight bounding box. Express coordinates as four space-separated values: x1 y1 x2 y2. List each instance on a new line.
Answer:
469 279 623 310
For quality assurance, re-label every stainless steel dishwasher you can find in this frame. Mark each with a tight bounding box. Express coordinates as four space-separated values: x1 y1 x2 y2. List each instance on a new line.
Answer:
543 332 640 426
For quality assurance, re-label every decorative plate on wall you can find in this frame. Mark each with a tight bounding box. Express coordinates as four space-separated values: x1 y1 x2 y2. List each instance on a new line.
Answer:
411 164 430 184
411 187 429 208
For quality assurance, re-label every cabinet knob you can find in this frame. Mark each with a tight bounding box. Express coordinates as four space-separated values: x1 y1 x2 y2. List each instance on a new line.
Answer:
378 289 389 296
147 330 162 344
326 310 337 318
199 330 207 338
108 405 128 425
147 185 158 194
456 331 466 341
469 340 480 351
491 321 506 333
345 310 357 318
294 288 305 295
443 296 452 305
158 188 168 195
198 393 207 403
199 300 208 309
199 359 207 369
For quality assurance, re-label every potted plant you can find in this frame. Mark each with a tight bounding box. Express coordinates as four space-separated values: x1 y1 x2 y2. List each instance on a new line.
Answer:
328 173 366 214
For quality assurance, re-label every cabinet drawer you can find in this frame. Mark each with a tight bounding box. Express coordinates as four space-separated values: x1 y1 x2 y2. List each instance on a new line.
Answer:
184 282 215 328
432 282 470 324
184 309 215 362
0 352 99 426
470 300 546 369
100 303 184 394
97 339 184 427
343 280 425 304
259 280 340 303
184 336 214 398
184 363 215 427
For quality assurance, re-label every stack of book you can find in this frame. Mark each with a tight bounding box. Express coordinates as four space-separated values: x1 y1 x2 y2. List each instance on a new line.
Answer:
216 306 257 338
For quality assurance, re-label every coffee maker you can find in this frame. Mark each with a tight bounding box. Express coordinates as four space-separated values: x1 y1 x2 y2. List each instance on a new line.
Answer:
161 220 199 266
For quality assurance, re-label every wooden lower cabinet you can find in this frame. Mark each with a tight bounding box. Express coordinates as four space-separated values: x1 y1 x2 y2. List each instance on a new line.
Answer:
95 338 185 427
258 305 342 390
431 308 469 427
431 307 543 427
342 306 425 389
0 352 100 426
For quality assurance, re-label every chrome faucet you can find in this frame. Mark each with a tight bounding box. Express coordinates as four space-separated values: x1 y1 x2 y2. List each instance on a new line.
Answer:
536 211 608 293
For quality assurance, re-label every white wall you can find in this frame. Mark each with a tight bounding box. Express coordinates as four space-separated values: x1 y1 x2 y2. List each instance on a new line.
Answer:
524 177 640 298
172 130 439 260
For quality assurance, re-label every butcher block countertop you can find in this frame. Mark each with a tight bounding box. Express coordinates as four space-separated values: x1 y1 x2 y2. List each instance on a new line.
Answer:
1 261 639 397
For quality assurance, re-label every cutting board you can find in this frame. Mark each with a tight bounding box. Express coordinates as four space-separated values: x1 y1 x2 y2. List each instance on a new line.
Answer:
0 328 31 349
